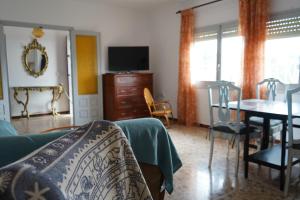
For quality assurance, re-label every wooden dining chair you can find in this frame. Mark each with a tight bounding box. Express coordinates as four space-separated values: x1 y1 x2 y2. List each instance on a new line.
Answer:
207 81 259 176
250 78 286 147
284 86 300 196
143 88 173 127
256 78 286 101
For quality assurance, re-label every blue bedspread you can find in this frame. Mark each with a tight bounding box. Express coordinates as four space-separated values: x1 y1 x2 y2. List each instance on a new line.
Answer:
116 118 182 194
0 121 152 200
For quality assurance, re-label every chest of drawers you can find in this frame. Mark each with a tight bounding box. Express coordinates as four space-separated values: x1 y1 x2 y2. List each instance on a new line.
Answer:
103 73 153 120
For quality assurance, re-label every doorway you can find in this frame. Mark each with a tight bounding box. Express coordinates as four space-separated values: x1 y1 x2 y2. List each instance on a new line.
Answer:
0 21 102 133
3 26 73 133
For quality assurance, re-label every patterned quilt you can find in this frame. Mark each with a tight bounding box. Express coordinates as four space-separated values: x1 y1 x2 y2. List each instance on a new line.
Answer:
0 120 152 200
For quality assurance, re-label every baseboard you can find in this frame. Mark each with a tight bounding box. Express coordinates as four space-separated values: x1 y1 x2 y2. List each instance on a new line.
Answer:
199 124 209 128
170 117 209 128
12 111 70 119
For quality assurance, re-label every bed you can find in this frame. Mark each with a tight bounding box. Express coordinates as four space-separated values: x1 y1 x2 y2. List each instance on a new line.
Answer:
0 118 182 200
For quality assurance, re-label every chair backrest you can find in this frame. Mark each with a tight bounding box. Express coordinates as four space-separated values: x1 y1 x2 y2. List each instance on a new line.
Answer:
144 88 155 114
208 81 241 131
287 86 300 147
256 78 285 101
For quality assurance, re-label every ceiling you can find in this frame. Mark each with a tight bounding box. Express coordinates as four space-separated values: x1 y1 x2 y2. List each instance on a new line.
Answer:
71 0 180 9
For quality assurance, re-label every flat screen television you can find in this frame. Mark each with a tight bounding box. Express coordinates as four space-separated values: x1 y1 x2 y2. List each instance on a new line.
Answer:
108 46 149 71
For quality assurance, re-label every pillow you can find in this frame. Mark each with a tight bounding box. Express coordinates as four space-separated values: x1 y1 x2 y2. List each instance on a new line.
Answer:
0 120 18 136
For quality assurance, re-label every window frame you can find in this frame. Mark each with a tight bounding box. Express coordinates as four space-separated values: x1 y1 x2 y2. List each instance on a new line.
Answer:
193 9 300 87
193 21 239 87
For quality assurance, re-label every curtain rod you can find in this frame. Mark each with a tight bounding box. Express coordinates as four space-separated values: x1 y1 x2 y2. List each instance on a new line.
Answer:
176 0 223 14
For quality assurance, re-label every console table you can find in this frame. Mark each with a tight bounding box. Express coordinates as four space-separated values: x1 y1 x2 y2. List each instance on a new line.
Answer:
12 85 64 118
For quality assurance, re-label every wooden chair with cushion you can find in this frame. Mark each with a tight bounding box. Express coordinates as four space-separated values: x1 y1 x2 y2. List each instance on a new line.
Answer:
144 88 173 127
249 78 286 147
208 81 259 176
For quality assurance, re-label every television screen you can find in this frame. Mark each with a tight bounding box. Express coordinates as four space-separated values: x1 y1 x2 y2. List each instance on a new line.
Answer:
108 46 149 71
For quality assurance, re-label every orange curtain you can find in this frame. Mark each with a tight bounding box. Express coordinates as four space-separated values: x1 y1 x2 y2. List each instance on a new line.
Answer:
239 0 269 99
177 9 197 126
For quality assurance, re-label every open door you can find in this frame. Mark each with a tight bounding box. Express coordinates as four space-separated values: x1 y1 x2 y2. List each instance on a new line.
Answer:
0 26 11 121
66 35 73 118
70 31 102 125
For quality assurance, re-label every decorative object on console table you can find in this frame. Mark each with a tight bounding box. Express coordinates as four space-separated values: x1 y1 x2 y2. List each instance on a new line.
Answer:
103 73 153 120
13 84 64 118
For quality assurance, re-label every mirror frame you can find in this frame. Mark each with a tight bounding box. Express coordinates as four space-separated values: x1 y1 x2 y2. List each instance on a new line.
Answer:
22 39 48 78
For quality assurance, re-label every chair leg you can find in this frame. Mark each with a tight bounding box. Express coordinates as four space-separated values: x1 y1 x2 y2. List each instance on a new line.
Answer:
170 112 174 120
269 135 274 148
206 130 210 140
231 135 236 149
208 129 214 168
168 113 173 125
226 139 230 159
284 150 293 197
164 115 170 127
235 135 240 177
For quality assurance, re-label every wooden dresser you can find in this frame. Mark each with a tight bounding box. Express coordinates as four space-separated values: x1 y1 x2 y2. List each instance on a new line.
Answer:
103 73 153 120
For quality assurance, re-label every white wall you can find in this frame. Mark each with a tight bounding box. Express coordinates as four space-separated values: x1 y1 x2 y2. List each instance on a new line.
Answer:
148 2 181 118
149 0 300 125
0 0 151 73
4 27 69 116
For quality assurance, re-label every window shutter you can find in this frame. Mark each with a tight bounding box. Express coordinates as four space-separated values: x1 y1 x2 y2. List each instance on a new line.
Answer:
194 23 239 40
194 30 217 41
267 15 300 38
222 26 239 38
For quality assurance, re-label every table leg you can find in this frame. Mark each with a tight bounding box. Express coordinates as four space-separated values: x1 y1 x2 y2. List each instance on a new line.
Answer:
244 112 250 179
51 86 63 116
13 88 30 118
51 88 56 116
262 118 270 150
24 89 30 118
280 117 287 191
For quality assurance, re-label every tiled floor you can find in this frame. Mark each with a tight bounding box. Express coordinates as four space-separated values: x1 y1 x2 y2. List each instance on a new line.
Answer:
11 117 300 199
166 124 300 200
11 114 73 134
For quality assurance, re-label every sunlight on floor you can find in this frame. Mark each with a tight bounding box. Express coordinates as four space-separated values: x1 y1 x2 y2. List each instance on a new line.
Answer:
11 114 73 134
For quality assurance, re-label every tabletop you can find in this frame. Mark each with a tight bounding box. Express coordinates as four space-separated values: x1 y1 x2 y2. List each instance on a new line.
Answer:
226 99 300 117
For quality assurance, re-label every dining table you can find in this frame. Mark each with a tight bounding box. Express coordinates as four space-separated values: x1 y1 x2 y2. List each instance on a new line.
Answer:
227 99 300 190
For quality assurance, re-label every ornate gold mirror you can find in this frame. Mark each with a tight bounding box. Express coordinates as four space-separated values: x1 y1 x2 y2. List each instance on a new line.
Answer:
22 39 48 78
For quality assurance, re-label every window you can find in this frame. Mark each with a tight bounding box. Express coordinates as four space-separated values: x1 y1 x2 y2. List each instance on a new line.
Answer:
192 12 300 85
191 24 244 84
264 15 300 84
191 30 218 83
265 37 300 84
221 28 244 84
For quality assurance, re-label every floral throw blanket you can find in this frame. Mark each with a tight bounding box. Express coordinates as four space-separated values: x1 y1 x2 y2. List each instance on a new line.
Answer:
0 120 152 200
